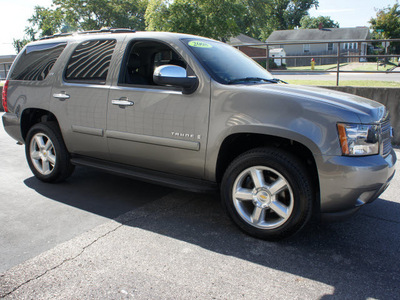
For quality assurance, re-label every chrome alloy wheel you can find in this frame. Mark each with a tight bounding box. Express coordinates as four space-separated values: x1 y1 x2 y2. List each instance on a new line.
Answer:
232 166 294 229
29 133 56 176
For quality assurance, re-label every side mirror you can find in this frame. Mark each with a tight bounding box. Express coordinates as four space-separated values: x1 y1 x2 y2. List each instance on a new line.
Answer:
153 65 198 94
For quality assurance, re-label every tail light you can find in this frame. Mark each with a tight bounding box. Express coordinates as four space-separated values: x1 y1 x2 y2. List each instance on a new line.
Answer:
2 80 8 112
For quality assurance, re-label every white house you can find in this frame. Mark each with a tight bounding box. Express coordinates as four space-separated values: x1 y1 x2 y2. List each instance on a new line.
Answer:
266 27 371 66
0 55 16 79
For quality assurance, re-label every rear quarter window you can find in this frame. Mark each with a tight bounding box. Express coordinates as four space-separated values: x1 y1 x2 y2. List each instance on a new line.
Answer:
9 43 66 81
64 39 116 84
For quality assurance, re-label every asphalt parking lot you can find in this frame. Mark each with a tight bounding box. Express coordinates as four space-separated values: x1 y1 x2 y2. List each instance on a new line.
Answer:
1 115 399 299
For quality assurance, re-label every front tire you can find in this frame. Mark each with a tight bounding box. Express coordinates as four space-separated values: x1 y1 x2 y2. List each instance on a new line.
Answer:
25 122 74 183
221 147 313 240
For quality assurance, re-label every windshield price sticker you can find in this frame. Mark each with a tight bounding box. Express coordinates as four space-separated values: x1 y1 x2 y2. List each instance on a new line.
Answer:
188 41 212 48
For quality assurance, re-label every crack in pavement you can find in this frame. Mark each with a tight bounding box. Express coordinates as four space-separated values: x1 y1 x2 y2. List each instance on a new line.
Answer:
0 223 123 299
1 194 193 298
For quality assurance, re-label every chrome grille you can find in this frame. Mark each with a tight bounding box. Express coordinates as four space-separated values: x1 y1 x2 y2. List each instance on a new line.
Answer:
381 120 392 156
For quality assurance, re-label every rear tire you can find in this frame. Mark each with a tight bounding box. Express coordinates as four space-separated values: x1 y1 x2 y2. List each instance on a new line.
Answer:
221 147 313 240
25 122 74 183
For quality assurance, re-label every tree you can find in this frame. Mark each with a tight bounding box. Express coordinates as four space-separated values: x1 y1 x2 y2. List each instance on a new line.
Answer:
145 0 318 41
145 0 243 41
369 3 400 39
52 0 147 31
28 5 65 37
13 39 30 53
15 0 319 53
14 0 147 52
300 15 339 29
237 0 319 40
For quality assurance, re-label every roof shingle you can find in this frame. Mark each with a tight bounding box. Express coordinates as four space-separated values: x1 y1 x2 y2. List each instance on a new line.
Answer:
267 27 370 42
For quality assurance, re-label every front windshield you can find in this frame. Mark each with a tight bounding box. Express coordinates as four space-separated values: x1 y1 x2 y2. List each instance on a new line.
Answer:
182 39 274 84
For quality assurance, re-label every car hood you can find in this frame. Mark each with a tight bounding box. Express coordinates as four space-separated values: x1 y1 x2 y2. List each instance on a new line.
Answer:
251 84 387 124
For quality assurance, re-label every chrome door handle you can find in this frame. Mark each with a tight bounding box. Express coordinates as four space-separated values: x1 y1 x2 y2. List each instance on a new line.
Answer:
112 99 134 106
53 92 70 100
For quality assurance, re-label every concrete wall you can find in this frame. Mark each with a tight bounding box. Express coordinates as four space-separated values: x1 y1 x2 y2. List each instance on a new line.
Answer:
322 86 400 145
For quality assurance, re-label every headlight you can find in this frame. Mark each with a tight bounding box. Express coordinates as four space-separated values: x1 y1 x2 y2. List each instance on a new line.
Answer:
337 123 380 156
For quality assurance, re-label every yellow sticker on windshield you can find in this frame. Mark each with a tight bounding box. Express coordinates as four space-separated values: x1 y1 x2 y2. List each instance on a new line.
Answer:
188 41 212 48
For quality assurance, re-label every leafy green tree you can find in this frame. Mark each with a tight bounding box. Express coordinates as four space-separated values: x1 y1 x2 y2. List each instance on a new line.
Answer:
236 0 319 40
12 39 30 53
369 3 400 39
233 0 265 39
53 0 147 31
14 0 147 52
146 0 318 41
15 0 319 52
145 0 243 41
28 5 65 37
300 15 339 28
262 0 319 38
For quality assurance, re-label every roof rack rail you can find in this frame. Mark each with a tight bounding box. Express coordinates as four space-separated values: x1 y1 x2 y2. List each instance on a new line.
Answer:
78 27 136 34
40 32 73 40
39 28 136 40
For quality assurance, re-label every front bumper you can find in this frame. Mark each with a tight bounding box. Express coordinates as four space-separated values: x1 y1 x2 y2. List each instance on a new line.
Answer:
318 149 396 220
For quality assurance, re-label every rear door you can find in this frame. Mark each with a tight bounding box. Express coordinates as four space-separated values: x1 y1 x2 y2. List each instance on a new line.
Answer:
50 38 119 159
106 38 211 178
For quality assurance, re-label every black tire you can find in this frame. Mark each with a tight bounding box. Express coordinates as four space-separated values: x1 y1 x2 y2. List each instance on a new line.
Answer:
25 122 75 183
221 147 313 241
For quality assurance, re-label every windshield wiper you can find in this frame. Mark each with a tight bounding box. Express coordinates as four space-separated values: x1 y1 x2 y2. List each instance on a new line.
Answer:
272 78 288 84
227 77 287 84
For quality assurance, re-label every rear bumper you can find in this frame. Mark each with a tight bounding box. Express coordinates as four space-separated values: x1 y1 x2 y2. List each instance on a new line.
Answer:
318 149 396 219
2 112 23 143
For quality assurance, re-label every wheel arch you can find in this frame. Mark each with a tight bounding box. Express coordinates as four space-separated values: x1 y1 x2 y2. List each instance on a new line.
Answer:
215 132 320 204
20 108 60 141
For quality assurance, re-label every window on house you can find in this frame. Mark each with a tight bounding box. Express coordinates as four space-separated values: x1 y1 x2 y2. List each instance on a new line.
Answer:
327 43 333 51
303 44 310 53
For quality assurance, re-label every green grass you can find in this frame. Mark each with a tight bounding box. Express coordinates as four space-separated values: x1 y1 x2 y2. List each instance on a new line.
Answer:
286 62 396 72
351 64 394 72
286 80 400 87
286 63 347 71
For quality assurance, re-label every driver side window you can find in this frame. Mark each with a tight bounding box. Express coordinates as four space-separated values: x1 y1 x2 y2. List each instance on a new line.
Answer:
120 40 187 86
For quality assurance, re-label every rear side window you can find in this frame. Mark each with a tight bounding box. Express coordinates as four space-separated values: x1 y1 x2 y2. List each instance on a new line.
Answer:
9 43 66 81
65 39 116 84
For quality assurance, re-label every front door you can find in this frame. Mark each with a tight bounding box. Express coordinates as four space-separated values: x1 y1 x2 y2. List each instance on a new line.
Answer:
106 39 210 178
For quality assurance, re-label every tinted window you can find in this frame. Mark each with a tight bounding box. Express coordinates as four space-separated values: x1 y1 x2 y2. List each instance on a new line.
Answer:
182 39 273 84
65 39 116 83
120 40 187 86
10 43 66 81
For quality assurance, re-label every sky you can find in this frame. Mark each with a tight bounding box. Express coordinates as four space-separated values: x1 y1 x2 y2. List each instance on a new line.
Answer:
0 0 398 56
308 0 398 28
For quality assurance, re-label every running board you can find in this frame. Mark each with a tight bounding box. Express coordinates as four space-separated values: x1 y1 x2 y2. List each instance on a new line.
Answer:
70 156 218 194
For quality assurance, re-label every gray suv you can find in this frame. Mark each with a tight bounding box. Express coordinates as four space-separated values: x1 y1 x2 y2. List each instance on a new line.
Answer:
2 29 396 240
